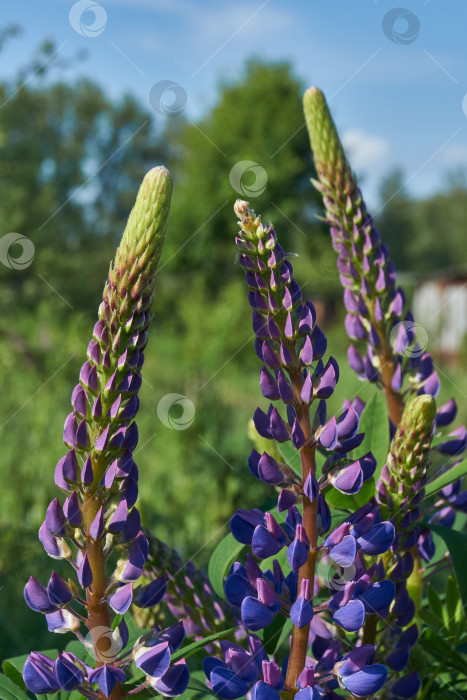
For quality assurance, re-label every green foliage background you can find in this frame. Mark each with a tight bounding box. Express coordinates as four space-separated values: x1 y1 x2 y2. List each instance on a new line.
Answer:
0 32 466 663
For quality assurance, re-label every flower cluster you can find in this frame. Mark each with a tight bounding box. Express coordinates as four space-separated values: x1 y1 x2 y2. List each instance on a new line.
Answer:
131 529 240 640
22 168 189 699
370 394 435 698
303 86 467 697
204 636 392 700
302 87 466 438
303 85 467 548
202 201 397 699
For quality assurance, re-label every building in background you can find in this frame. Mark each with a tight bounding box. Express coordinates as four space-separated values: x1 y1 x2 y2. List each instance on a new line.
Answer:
412 270 467 362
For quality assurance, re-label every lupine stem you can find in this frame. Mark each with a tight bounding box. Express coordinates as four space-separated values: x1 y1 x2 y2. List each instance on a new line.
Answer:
406 545 423 628
285 397 318 690
379 341 404 426
261 341 321 690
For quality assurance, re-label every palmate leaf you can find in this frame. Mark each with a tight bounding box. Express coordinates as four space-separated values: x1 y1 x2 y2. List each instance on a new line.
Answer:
0 673 32 700
2 654 30 691
2 650 59 697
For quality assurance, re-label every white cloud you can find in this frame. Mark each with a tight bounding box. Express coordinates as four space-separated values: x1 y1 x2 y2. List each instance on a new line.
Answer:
439 144 467 168
341 128 391 173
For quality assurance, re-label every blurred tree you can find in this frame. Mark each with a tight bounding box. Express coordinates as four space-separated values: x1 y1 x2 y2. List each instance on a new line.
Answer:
163 59 325 290
376 167 467 273
410 179 467 272
375 169 414 271
0 46 165 315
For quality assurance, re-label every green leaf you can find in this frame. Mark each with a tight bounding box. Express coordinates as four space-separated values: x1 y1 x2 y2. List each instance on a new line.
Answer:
446 575 460 623
419 629 467 675
0 673 33 700
351 391 389 481
171 627 239 663
184 671 217 700
277 440 302 477
260 542 290 576
425 524 467 612
274 616 293 653
420 608 445 630
427 584 443 619
425 460 467 496
2 656 28 691
208 533 245 599
64 639 93 663
2 651 58 694
261 614 288 655
277 441 326 478
324 478 375 511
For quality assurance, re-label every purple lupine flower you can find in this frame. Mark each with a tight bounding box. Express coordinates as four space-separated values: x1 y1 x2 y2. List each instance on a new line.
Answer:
303 86 465 444
22 652 60 695
370 394 436 694
204 201 395 698
22 168 191 698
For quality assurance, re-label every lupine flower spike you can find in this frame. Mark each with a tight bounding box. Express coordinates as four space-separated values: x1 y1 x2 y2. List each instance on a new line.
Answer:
203 201 396 699
372 394 436 698
23 168 190 699
132 529 240 640
303 86 467 696
302 86 465 437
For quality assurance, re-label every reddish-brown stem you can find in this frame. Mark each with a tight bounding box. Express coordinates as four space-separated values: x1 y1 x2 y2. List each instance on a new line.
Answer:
83 452 123 700
379 345 404 427
284 374 318 692
368 306 404 427
361 327 406 672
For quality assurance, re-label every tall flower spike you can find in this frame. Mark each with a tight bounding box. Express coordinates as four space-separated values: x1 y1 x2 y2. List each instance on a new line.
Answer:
303 87 443 426
205 201 394 699
371 395 436 696
23 168 188 699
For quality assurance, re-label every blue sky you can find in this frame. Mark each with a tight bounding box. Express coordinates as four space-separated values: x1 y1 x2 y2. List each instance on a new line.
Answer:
3 0 467 205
